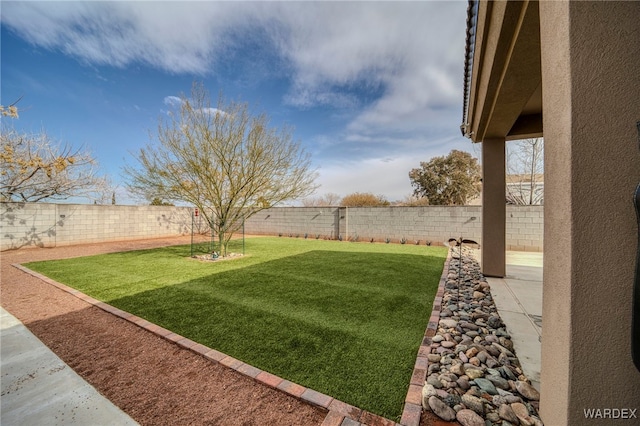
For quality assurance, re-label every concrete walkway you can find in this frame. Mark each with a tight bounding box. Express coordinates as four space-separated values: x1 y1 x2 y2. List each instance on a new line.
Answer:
0 307 138 426
485 251 543 391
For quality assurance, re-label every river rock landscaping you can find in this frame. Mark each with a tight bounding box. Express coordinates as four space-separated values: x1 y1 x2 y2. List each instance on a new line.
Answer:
422 248 543 426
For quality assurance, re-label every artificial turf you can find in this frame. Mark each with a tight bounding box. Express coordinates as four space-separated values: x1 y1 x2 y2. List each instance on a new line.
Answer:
26 237 446 420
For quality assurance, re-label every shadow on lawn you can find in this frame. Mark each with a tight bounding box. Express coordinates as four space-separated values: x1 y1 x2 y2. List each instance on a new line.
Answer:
105 249 445 420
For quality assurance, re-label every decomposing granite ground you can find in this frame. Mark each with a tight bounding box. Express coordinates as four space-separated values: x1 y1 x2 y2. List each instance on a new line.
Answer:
1 238 325 426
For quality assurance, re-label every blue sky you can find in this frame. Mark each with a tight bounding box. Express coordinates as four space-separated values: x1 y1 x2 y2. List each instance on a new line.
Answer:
1 1 476 205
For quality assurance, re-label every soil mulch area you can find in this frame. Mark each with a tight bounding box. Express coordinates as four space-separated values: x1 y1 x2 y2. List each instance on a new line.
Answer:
421 412 459 426
0 237 326 426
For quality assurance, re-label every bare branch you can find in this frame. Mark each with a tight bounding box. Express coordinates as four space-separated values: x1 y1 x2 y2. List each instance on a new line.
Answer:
124 83 318 255
506 138 544 205
1 126 107 202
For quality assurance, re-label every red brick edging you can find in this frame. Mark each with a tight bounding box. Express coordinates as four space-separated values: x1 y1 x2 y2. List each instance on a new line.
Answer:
13 254 451 426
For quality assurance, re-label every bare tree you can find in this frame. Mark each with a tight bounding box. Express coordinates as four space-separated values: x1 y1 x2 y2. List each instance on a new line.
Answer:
1 121 107 202
124 84 318 256
92 178 123 205
302 192 341 207
506 138 544 205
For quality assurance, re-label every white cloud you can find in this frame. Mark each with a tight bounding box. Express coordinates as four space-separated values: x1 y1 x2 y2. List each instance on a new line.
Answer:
163 96 183 107
269 1 466 110
2 2 253 73
2 2 466 109
3 1 474 196
200 107 226 117
163 96 225 117
313 135 475 202
315 156 418 201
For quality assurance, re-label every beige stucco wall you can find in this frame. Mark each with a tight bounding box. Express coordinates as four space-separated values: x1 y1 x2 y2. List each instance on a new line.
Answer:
540 1 640 424
481 138 506 276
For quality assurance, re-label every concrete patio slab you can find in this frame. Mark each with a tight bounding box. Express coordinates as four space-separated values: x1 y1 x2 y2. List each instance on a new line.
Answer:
484 251 543 391
1 307 138 426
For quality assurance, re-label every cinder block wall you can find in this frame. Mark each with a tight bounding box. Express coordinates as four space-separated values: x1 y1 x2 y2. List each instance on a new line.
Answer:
1 202 192 250
245 205 543 251
246 207 341 239
342 206 482 244
0 202 58 250
1 203 543 251
506 207 544 251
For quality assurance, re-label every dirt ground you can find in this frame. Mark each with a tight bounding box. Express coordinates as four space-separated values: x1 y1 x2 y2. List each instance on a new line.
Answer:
0 237 326 426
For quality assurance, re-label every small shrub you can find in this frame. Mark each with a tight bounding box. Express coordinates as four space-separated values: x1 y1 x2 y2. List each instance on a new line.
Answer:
385 237 390 244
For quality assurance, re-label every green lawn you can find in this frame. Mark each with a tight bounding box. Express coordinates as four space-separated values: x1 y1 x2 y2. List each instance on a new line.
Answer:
26 237 446 420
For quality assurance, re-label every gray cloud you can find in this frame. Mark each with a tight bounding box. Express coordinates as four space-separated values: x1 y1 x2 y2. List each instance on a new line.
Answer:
268 2 465 109
2 1 471 200
2 2 253 73
2 1 466 108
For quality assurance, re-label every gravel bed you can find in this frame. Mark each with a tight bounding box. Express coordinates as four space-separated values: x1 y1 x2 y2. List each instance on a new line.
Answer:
422 248 544 426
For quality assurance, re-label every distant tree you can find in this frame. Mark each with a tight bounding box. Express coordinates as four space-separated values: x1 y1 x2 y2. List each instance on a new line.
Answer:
1 107 106 202
409 150 481 205
398 194 430 206
124 83 318 256
506 138 544 205
91 179 123 205
150 197 175 206
340 192 389 207
302 192 341 207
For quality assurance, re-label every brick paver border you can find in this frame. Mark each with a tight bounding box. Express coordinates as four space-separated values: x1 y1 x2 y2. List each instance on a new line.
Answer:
13 252 451 426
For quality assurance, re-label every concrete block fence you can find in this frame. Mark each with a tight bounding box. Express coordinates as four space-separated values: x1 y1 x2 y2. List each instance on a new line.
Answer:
244 205 543 251
0 202 193 251
1 202 543 252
